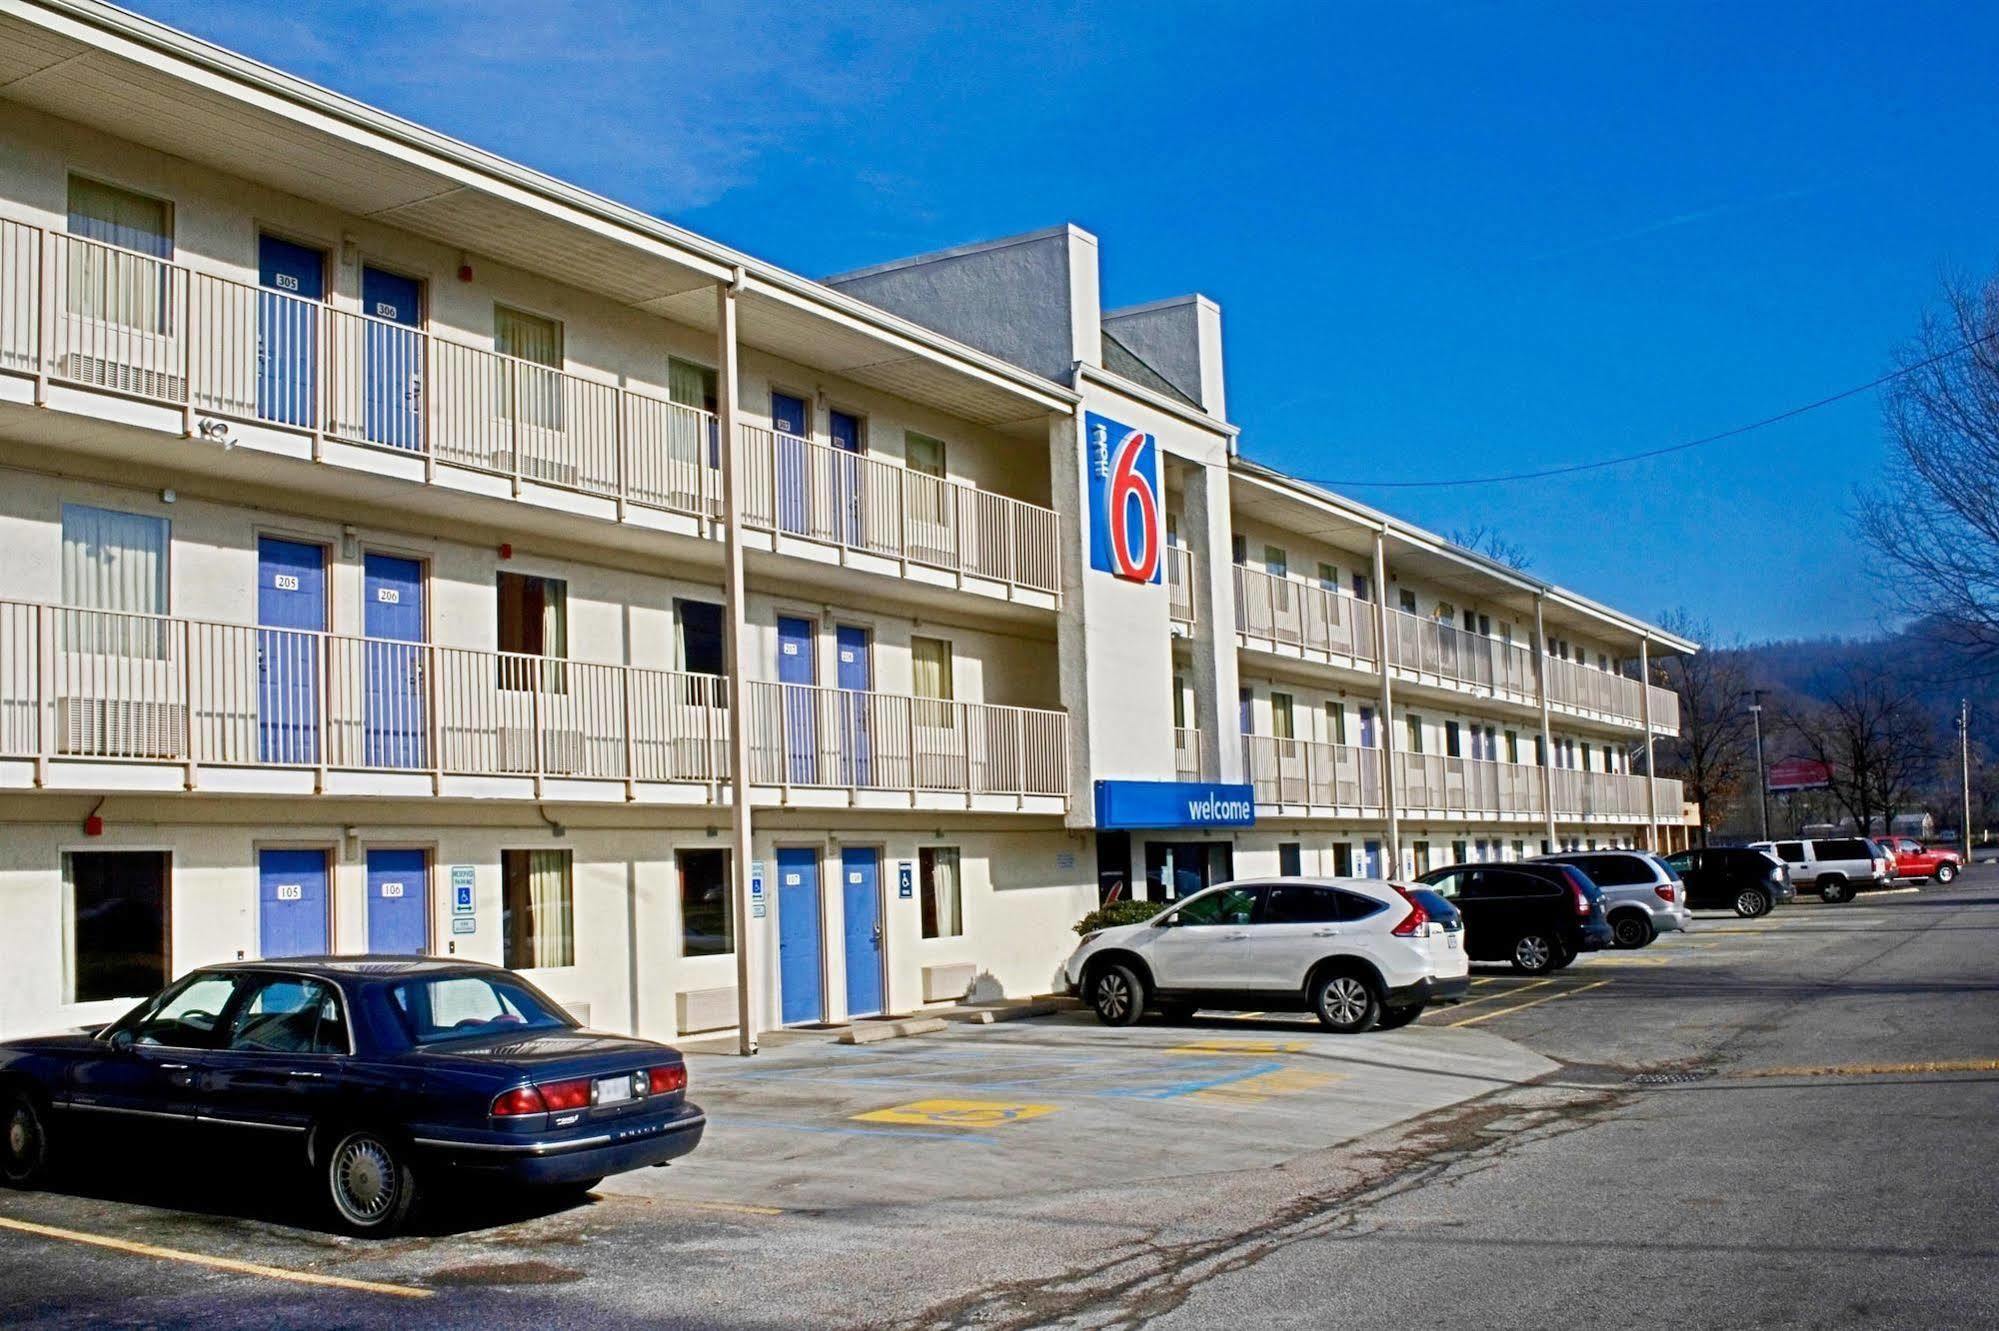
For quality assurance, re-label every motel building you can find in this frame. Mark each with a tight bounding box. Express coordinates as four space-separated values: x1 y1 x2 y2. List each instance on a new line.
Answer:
0 1 1694 1044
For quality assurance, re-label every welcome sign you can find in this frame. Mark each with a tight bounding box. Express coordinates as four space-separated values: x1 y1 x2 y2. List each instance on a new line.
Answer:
1094 780 1257 830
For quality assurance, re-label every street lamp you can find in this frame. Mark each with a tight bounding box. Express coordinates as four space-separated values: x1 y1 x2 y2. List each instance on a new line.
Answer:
1744 689 1770 841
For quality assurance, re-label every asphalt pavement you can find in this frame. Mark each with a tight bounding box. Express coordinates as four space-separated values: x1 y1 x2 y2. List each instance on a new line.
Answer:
3 871 1995 1329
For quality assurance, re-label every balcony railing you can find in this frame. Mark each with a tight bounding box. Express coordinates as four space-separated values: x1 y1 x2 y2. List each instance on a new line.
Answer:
0 222 1061 598
1167 546 1195 625
1647 683 1680 733
1243 734 1384 810
1233 565 1377 663
1543 654 1644 726
1394 752 1547 818
1173 727 1204 781
0 601 1067 801
1380 606 1537 702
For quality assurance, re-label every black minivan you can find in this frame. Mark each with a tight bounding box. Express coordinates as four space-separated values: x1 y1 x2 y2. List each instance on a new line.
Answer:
1663 847 1794 917
1417 862 1615 974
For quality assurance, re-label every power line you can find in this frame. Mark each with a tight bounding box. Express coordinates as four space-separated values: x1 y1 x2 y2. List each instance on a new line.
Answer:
1280 329 1999 491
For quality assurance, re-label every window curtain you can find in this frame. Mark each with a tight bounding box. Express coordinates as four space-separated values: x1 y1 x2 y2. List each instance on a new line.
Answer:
905 432 949 526
923 848 961 939
61 504 168 655
525 850 574 968
67 177 172 331
911 637 953 730
669 358 721 469
495 306 563 432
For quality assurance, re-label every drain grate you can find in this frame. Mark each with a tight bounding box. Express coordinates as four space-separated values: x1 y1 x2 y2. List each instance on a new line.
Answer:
1630 1071 1712 1085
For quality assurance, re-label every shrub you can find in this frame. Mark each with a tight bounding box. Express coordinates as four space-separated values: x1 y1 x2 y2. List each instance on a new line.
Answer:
1073 899 1167 936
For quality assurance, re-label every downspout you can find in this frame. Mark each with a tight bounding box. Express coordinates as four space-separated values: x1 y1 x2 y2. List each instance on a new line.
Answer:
717 268 757 1056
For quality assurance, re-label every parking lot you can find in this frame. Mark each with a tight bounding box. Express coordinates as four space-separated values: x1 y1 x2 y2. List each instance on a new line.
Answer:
4 874 1996 1329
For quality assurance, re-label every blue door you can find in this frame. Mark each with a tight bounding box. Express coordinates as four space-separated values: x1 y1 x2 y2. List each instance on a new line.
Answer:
772 391 809 535
778 615 817 784
364 553 426 769
1362 840 1383 880
257 235 323 427
366 847 428 955
841 847 883 1018
776 847 823 1025
836 624 871 787
259 847 330 958
257 537 326 765
830 409 862 546
361 266 423 450
1359 706 1377 748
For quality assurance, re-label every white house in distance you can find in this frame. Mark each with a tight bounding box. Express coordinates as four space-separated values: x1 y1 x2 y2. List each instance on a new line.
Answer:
0 0 1695 1042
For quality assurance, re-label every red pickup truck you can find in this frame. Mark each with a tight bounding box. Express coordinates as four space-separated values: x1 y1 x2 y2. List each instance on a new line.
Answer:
1878 837 1964 884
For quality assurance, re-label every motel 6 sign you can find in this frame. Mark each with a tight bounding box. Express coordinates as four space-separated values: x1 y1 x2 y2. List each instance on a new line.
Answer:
1085 412 1162 584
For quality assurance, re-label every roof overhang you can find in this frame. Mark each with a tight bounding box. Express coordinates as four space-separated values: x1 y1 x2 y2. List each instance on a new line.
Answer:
0 0 1074 430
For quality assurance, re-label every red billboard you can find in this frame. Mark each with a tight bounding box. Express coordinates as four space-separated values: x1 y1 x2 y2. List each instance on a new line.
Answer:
1767 758 1832 792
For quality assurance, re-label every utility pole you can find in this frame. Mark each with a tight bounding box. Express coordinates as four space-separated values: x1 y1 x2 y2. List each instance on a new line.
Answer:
1746 689 1770 842
1961 700 1973 854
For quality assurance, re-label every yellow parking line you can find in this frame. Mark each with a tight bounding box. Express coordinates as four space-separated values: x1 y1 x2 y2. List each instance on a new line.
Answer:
1447 980 1610 1028
1735 1058 1999 1079
0 1216 432 1299
620 1196 785 1217
1448 978 1553 1009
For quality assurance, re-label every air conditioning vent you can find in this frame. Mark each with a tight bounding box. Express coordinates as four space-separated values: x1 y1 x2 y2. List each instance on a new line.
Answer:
56 697 185 758
57 353 185 401
498 725 585 773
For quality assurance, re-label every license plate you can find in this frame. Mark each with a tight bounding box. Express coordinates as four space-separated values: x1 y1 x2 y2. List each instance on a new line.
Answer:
1446 935 1459 950
594 1074 634 1106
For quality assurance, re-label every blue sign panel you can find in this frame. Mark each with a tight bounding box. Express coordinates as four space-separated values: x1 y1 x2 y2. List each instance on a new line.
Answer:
1084 412 1163 584
1094 780 1256 830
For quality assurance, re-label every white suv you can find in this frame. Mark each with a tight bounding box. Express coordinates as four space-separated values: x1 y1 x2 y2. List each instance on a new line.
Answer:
1064 878 1469 1033
1748 837 1891 903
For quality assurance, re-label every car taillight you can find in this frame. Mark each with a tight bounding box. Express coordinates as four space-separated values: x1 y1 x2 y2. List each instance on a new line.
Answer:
1655 883 1676 903
491 1084 547 1117
647 1064 687 1095
537 1077 592 1112
1571 880 1591 916
1388 884 1428 937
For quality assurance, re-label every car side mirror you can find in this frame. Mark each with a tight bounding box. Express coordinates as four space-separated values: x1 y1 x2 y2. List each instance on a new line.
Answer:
107 1028 134 1053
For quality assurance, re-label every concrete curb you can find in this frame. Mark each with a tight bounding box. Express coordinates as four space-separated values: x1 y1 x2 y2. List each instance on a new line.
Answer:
840 1017 948 1045
941 999 1069 1025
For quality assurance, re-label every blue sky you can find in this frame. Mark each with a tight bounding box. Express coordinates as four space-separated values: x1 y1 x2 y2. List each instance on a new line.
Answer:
138 0 1999 643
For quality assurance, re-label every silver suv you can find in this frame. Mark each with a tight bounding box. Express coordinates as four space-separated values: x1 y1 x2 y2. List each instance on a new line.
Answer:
1748 838 1890 903
1534 851 1691 948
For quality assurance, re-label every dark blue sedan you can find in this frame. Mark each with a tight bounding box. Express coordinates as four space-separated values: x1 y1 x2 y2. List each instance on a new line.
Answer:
0 957 705 1233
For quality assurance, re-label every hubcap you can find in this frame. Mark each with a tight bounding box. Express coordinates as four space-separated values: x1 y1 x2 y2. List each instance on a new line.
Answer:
5 1107 34 1167
333 1138 396 1222
1323 977 1368 1025
1517 936 1551 969
1096 974 1130 1020
1737 890 1762 916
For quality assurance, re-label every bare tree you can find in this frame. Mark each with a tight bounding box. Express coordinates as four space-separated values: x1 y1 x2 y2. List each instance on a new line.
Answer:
1448 523 1532 571
1783 667 1941 834
1652 610 1753 844
1867 274 1999 664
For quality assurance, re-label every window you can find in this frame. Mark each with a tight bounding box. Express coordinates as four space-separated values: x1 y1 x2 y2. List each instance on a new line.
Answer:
1172 675 1187 730
912 636 954 727
61 504 169 655
1359 706 1377 747
1773 842 1806 864
1399 589 1418 614
1351 572 1370 601
497 572 567 691
495 306 564 430
1463 609 1477 632
1479 614 1492 636
64 851 169 1003
1445 720 1462 758
390 973 571 1044
1270 692 1295 741
1263 883 1347 923
66 175 173 330
676 598 725 676
503 849 574 968
1412 840 1431 875
1326 701 1347 747
1452 839 1469 864
1278 843 1302 877
1165 885 1256 926
919 847 962 939
668 358 721 467
1318 561 1338 590
1332 843 1354 876
905 431 947 478
1406 714 1424 754
127 972 240 1048
1231 534 1247 565
679 848 733 957
225 976 348 1054
1264 546 1288 577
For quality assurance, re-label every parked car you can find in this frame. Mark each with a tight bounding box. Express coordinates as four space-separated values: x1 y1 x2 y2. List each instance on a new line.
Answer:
1417 861 1614 974
1533 851 1690 948
1065 877 1469 1033
1748 838 1892 903
1876 836 1963 884
0 958 705 1234
1663 847 1794 917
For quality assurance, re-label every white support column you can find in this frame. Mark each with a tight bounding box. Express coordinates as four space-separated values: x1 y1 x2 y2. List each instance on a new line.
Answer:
1640 636 1659 852
717 271 758 1057
1534 594 1557 850
1372 529 1399 875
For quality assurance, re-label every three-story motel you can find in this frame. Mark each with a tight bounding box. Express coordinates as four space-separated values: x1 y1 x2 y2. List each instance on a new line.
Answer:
0 0 1691 1042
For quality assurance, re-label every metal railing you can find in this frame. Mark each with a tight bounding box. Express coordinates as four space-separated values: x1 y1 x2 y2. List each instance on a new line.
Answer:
1167 546 1195 625
0 223 1061 597
1380 605 1537 700
741 679 1066 797
1543 654 1645 726
1243 734 1384 810
1233 565 1377 663
0 600 1066 800
1174 726 1204 781
1647 683 1681 733
1394 751 1546 818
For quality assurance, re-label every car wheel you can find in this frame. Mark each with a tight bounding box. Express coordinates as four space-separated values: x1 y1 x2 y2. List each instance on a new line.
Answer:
1374 1004 1423 1031
1311 970 1380 1033
1088 962 1146 1027
324 1127 418 1236
1511 931 1557 974
1935 863 1958 884
1609 912 1656 949
1552 939 1578 969
1818 877 1852 904
1 1088 51 1188
1733 888 1771 918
